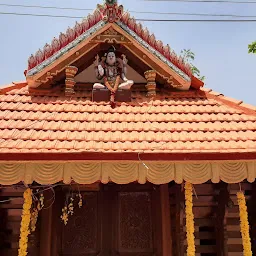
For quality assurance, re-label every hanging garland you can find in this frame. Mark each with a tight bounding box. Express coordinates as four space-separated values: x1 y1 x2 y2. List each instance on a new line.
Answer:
237 191 252 256
104 75 120 108
185 182 196 256
18 188 32 256
30 193 44 232
61 192 83 225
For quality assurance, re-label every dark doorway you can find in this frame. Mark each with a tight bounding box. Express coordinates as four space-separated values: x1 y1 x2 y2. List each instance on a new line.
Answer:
56 184 161 256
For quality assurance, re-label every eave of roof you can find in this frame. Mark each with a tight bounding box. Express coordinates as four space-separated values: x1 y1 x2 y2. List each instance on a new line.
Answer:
0 81 27 94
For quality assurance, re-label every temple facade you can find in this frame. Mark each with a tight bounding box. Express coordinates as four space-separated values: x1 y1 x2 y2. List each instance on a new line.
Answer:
0 1 256 255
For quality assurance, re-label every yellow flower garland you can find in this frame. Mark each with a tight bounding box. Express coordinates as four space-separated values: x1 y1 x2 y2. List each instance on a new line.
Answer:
237 191 252 256
18 188 32 256
185 182 196 256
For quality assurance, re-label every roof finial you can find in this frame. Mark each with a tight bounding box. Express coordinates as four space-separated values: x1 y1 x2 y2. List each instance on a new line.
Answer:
105 0 118 5
98 0 123 23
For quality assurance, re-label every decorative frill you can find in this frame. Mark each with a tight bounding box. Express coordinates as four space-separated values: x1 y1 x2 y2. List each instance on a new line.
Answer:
18 188 32 256
237 191 252 256
185 182 196 256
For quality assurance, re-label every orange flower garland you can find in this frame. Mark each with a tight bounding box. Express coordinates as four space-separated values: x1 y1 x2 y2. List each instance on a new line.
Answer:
237 191 252 256
104 75 120 108
185 182 196 256
18 188 32 256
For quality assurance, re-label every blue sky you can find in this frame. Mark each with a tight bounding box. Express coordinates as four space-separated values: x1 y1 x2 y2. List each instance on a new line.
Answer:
0 0 255 105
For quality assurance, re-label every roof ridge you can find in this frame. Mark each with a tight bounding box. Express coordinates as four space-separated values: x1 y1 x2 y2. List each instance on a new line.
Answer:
201 87 256 115
0 81 28 94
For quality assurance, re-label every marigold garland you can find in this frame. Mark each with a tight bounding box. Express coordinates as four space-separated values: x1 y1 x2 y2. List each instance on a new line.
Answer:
237 191 252 256
18 188 32 256
185 182 196 256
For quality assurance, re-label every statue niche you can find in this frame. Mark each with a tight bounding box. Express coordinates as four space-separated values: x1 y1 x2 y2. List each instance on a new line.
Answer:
93 46 134 108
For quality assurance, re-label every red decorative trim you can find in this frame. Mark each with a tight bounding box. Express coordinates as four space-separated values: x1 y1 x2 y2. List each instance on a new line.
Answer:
0 152 255 161
191 76 204 89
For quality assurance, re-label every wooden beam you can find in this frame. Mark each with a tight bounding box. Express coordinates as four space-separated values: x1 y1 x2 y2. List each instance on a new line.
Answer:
3 152 256 162
160 184 172 256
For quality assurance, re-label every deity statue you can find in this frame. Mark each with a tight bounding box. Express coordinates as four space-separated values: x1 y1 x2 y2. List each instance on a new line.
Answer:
93 46 134 107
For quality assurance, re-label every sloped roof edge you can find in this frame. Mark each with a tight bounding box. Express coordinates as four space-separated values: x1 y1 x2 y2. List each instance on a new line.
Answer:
201 87 256 115
27 20 106 77
0 81 27 94
116 21 190 81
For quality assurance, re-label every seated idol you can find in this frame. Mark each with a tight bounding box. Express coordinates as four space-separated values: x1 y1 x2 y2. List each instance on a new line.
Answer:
93 46 134 93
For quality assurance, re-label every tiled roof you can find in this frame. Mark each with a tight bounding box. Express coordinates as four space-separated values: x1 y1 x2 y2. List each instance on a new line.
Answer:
0 82 256 154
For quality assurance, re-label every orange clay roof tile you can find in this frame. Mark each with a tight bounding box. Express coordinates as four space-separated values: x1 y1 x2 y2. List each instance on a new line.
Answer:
0 83 255 153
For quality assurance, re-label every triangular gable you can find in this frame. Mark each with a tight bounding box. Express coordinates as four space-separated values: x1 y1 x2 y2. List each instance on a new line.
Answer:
25 1 203 90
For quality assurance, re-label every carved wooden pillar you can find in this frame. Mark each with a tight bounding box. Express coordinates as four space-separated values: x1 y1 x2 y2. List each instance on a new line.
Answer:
28 232 40 255
160 184 172 256
65 66 78 96
50 187 64 256
248 181 256 254
176 183 185 256
144 70 157 97
215 182 230 256
39 189 55 256
0 204 7 253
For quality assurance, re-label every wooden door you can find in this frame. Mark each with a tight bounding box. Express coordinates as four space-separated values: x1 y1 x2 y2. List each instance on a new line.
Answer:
60 192 102 256
112 187 157 256
57 184 160 256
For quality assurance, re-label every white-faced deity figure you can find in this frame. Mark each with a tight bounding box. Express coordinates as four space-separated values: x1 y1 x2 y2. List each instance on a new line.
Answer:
93 46 134 98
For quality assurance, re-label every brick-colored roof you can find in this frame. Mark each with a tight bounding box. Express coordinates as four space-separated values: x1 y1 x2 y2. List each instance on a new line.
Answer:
0 82 256 154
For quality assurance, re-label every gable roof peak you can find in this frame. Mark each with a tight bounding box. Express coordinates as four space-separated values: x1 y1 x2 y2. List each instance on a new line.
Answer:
25 1 204 90
97 0 124 23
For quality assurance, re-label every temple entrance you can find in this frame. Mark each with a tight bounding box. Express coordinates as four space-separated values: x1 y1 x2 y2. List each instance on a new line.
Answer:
55 184 163 256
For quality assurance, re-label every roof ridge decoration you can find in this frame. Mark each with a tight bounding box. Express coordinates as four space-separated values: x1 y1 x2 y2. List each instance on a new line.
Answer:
27 9 103 71
26 0 194 81
118 16 192 78
97 0 124 23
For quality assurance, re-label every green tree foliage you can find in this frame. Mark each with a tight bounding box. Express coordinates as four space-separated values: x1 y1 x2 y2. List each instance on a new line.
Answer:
248 41 256 54
180 49 205 81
